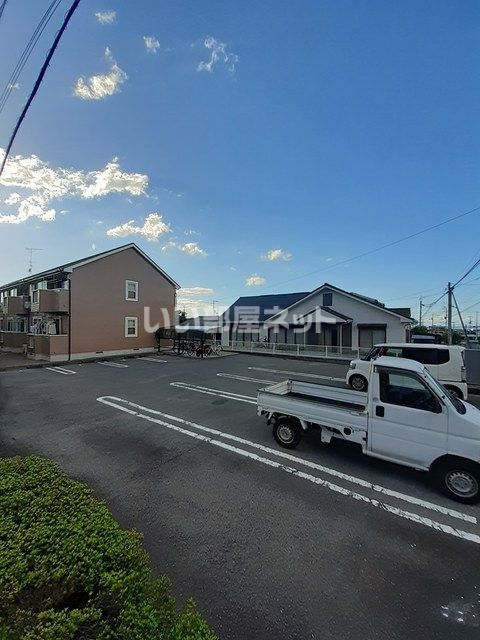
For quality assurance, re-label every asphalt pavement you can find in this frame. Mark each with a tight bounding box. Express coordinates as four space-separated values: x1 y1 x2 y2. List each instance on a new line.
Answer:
1 352 479 639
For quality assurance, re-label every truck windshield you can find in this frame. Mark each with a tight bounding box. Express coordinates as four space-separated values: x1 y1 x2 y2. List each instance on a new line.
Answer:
422 369 466 415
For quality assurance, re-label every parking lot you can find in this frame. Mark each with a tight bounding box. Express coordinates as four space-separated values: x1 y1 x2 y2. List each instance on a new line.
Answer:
1 352 479 639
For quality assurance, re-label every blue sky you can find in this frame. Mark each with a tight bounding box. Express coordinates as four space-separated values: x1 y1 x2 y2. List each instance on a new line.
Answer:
0 0 479 325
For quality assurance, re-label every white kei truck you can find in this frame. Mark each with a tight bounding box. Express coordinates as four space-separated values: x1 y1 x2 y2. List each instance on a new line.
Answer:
257 356 480 503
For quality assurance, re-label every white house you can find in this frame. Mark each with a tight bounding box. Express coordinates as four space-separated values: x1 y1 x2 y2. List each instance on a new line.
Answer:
221 283 412 350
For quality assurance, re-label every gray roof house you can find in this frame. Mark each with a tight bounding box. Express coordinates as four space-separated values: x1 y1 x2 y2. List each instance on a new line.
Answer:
221 283 412 352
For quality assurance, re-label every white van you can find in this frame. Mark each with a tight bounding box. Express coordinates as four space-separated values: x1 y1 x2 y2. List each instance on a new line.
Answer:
346 344 467 399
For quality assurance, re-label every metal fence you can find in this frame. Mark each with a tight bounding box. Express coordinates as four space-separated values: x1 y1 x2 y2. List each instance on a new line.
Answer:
224 340 369 360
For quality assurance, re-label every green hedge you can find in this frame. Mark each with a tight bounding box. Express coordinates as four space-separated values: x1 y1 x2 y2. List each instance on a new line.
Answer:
0 456 217 640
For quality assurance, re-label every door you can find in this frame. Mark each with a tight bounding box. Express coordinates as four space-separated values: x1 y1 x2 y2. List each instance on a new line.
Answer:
369 366 447 467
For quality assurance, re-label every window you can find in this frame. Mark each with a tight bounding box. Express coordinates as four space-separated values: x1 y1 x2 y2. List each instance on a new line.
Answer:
6 316 25 332
125 280 138 301
323 292 333 307
378 368 440 413
125 316 138 337
382 347 403 358
32 290 39 303
403 348 442 366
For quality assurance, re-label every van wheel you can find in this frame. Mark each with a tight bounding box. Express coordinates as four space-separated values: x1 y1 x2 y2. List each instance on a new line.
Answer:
444 386 463 400
273 418 302 449
350 375 368 392
431 458 480 504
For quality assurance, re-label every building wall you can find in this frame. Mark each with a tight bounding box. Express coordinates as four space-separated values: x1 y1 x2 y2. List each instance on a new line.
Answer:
69 247 176 357
277 288 407 348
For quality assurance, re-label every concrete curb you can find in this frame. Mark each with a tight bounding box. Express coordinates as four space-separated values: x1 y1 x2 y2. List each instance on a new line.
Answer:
0 352 159 372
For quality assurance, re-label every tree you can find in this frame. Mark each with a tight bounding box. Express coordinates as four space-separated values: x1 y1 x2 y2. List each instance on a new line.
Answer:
413 325 430 335
177 310 187 324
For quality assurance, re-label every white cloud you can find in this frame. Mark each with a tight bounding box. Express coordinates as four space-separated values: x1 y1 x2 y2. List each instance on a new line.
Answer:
325 257 332 262
4 192 21 205
162 241 207 256
106 213 171 242
73 48 127 100
246 274 266 286
0 148 148 224
229 266 237 271
261 248 292 262
178 286 214 296
95 10 116 24
143 36 160 53
184 228 200 236
8 82 20 90
92 243 96 250
197 36 239 74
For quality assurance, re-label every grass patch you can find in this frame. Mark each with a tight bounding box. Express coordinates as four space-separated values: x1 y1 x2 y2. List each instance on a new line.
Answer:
0 456 217 639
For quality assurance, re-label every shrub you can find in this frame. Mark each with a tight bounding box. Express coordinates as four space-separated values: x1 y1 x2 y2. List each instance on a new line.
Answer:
0 456 217 640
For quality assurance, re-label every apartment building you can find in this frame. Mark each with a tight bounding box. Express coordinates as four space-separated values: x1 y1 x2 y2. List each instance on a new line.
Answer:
0 244 179 362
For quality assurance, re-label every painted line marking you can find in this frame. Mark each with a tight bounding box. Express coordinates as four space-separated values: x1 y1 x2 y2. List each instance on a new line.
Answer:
141 357 168 363
45 366 76 375
102 396 476 525
97 395 480 543
217 373 274 384
169 384 476 524
248 366 345 382
170 381 256 404
98 361 129 368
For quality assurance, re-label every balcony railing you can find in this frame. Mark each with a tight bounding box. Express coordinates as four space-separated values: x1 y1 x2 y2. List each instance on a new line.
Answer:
1 296 29 315
31 289 69 313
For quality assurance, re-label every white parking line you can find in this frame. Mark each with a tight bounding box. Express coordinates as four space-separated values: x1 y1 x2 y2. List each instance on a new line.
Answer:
248 366 345 382
97 395 480 544
171 382 257 404
98 361 129 368
45 366 76 375
217 373 274 384
141 358 168 363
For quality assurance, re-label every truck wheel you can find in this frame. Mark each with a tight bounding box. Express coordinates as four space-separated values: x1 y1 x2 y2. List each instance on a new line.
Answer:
444 386 463 400
431 458 480 504
350 375 368 392
273 418 302 449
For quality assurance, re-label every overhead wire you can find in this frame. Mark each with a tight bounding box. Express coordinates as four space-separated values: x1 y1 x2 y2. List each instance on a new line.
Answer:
0 0 82 179
0 0 7 22
0 0 63 115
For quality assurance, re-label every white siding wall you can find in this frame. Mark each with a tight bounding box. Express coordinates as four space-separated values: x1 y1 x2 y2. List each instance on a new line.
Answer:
274 288 408 348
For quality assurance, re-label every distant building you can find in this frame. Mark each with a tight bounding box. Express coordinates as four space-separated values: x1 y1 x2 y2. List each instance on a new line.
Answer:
221 283 412 350
0 244 179 361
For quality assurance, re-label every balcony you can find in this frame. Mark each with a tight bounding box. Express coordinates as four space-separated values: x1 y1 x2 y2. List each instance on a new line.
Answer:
31 289 69 314
1 296 29 315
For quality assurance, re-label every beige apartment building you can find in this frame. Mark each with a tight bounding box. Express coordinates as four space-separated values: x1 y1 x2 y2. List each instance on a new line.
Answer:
0 244 179 362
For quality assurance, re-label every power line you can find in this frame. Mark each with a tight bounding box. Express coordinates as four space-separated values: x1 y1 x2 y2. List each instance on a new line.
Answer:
0 1 8 22
0 0 82 179
0 0 63 115
452 257 480 288
262 204 480 292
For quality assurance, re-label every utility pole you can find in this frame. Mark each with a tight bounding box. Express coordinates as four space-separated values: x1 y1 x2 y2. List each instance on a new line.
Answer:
419 297 423 327
447 282 453 345
212 300 219 315
476 311 479 340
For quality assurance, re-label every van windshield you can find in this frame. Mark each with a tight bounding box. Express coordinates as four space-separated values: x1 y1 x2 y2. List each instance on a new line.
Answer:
362 346 381 361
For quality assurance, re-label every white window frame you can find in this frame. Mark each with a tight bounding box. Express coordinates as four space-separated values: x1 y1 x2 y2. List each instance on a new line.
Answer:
125 316 138 338
125 280 139 301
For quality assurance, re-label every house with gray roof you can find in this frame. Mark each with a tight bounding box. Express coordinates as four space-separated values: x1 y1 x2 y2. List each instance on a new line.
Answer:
221 283 412 351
